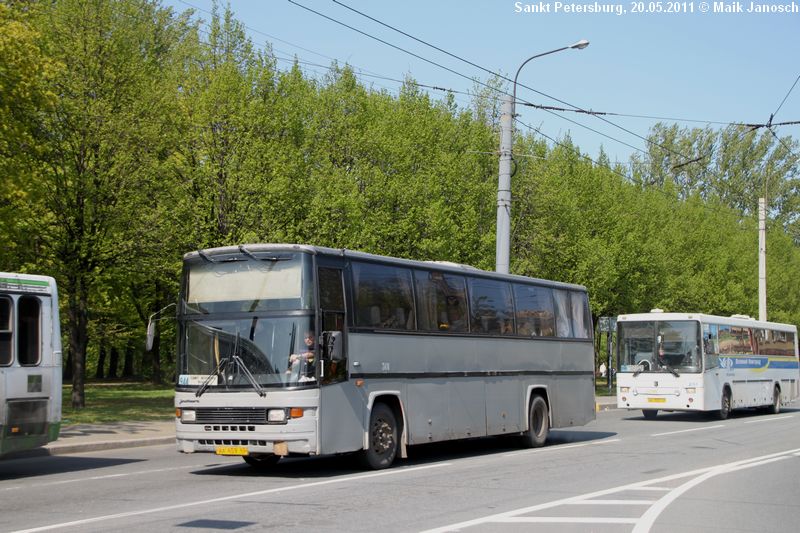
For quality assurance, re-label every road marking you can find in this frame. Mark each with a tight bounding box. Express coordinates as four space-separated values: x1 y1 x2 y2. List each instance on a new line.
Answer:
11 463 451 533
1 465 198 492
565 499 655 505
744 415 794 424
424 447 800 533
651 425 724 437
502 438 620 457
632 450 797 533
498 517 639 524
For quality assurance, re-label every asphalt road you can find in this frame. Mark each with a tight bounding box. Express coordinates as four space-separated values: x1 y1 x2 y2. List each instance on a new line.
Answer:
2 406 799 533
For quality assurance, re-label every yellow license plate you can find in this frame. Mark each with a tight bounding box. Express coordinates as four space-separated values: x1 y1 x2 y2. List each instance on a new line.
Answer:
215 446 248 456
648 397 666 403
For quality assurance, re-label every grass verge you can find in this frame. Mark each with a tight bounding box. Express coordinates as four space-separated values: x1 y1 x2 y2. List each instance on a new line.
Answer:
61 382 174 425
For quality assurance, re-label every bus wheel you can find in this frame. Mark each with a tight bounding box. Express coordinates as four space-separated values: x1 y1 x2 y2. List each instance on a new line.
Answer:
642 409 658 420
769 385 781 415
522 395 549 448
243 454 280 469
361 403 398 470
717 388 731 420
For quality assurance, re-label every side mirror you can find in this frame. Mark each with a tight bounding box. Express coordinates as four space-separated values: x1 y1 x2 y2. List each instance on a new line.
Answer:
322 331 343 361
146 319 155 351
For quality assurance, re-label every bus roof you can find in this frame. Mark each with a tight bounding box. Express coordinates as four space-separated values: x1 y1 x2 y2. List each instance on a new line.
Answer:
617 311 797 332
183 243 588 292
0 272 56 296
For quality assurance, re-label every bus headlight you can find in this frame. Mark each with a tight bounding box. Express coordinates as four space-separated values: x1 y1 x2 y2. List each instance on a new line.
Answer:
268 409 287 423
620 387 629 393
685 388 696 394
180 409 196 423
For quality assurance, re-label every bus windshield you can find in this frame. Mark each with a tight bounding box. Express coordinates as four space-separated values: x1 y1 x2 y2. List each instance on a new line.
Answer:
179 316 316 389
618 320 701 374
184 252 313 314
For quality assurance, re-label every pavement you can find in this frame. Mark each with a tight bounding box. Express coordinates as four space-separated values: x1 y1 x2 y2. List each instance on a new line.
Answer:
6 396 618 459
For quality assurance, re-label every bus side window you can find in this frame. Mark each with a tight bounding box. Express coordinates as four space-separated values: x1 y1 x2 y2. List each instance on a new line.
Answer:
0 296 12 365
704 324 719 370
18 296 41 366
318 267 346 384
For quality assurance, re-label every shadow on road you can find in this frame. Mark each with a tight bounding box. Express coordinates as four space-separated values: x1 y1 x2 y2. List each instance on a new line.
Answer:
191 429 618 479
0 455 144 480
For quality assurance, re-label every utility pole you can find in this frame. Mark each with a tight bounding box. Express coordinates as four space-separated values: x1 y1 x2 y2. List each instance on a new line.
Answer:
758 197 767 321
495 95 513 275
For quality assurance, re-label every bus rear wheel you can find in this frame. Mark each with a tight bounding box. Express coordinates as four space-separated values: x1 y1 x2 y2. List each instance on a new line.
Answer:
243 454 280 469
360 403 398 470
522 395 549 448
769 385 781 415
717 388 731 420
642 409 658 420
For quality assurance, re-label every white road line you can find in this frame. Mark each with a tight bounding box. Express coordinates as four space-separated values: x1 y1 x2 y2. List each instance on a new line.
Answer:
566 499 655 505
11 463 451 533
1 465 198 492
502 438 621 457
424 447 800 533
498 517 639 524
632 449 800 533
744 415 794 424
651 424 725 437
633 487 671 491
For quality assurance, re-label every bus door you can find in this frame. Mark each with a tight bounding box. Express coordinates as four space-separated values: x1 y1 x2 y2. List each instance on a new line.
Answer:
316 259 362 454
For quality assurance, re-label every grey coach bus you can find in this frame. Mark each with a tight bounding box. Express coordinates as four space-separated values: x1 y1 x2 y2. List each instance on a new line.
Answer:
174 244 595 469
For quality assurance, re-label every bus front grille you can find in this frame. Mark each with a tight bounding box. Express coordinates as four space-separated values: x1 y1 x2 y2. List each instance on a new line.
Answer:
195 407 267 424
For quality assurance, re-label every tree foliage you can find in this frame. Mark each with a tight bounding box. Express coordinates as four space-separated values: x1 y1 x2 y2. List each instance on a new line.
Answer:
1 0 798 404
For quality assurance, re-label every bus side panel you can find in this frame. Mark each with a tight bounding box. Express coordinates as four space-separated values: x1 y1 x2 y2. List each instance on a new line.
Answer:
407 380 450 444
449 378 487 439
551 341 595 428
551 375 595 428
486 377 521 435
703 370 724 411
318 382 365 455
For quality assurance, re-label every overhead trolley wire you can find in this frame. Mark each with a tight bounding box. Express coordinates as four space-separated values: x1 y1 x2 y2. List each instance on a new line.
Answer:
327 0 696 163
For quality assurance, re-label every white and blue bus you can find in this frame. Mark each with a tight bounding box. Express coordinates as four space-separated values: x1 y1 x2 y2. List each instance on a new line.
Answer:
0 273 62 457
617 310 799 419
173 244 596 469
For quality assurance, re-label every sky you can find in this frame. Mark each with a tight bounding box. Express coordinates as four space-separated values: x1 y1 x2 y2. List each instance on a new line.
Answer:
162 0 800 167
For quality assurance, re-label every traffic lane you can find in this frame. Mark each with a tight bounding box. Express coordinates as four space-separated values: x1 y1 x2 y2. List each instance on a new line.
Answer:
653 452 800 532
5 408 800 532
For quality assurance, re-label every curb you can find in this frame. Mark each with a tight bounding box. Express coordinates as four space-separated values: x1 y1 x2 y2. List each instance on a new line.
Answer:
45 436 176 456
5 436 176 460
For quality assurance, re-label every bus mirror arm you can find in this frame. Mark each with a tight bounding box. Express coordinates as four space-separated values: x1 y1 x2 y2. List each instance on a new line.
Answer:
322 331 343 361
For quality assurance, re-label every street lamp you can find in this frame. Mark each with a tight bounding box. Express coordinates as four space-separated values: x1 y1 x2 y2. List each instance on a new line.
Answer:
495 39 589 274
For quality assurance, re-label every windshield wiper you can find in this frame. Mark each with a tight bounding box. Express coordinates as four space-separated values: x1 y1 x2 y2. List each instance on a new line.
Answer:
661 364 680 377
196 355 227 397
196 333 266 397
238 245 291 262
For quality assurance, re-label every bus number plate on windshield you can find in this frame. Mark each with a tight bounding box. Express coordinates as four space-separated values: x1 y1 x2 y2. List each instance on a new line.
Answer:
215 446 248 456
648 397 666 403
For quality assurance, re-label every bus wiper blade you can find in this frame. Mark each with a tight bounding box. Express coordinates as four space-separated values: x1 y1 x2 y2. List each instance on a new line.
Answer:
663 365 680 377
196 357 228 397
230 355 266 397
238 245 290 262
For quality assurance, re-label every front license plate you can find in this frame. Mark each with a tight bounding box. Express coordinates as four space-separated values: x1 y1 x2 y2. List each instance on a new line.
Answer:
648 397 666 403
215 446 248 456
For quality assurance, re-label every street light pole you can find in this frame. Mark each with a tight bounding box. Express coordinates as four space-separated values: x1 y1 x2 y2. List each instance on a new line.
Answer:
495 39 589 274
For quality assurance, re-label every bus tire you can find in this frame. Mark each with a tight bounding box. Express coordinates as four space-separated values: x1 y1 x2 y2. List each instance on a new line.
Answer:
642 409 658 420
769 385 781 415
360 403 398 470
522 395 549 448
717 388 731 420
243 454 280 469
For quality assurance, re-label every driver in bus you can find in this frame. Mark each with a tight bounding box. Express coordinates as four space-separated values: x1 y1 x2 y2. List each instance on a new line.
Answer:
286 330 316 382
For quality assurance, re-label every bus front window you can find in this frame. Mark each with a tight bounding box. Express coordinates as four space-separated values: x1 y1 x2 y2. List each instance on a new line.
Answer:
618 320 701 374
180 316 316 388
